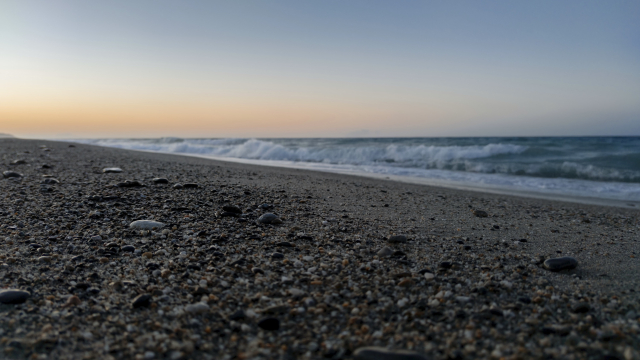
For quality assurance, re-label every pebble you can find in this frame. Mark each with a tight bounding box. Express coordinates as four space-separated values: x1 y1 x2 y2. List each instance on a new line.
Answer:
152 178 169 184
222 205 242 214
377 247 394 257
103 167 123 173
121 245 136 252
423 272 435 281
173 183 184 189
473 210 488 217
543 257 578 271
10 159 27 165
271 252 285 259
41 178 60 184
2 171 22 178
571 302 591 313
258 213 283 224
132 294 152 308
0 289 30 304
183 183 198 188
257 317 280 331
388 235 407 243
353 347 428 360
185 302 209 314
130 220 165 230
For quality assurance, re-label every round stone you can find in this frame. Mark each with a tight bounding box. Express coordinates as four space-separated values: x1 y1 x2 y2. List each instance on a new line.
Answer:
152 178 169 184
257 317 280 331
173 183 184 189
121 245 136 252
0 289 30 304
543 257 578 272
2 171 22 178
377 247 394 257
258 213 282 225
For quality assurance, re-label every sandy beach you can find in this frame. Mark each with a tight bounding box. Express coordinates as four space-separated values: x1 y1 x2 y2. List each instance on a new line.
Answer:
1 137 639 360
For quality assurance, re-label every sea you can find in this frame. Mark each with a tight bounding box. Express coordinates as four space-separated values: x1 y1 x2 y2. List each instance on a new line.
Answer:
69 137 640 207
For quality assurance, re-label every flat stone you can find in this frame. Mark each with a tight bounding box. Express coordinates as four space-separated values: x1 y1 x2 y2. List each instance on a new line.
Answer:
543 257 578 272
173 183 184 189
3 171 22 178
121 245 136 252
129 220 165 230
222 205 242 214
132 294 152 308
229 309 246 320
377 247 394 257
41 178 59 184
185 302 209 314
258 213 282 225
103 167 123 173
353 347 429 360
388 235 407 243
257 317 280 331
271 252 284 259
0 289 30 304
152 178 169 184
10 159 27 165
183 183 198 188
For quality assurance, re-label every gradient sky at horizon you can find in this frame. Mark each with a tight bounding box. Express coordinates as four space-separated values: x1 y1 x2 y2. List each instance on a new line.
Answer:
1 0 639 138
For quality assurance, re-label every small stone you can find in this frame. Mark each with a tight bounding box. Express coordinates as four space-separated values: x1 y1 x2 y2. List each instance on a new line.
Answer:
423 272 435 281
64 295 82 307
229 309 246 320
2 171 22 178
117 180 143 188
185 302 209 314
258 213 282 225
0 289 30 304
121 245 135 252
571 302 591 313
543 257 578 272
130 220 165 230
473 210 488 217
398 278 414 287
439 261 452 269
103 167 123 173
41 178 59 184
377 247 394 258
257 317 280 331
222 205 242 214
271 252 284 260
173 183 184 189
10 159 27 165
388 235 407 243
353 346 428 360
183 183 198 188
152 178 169 184
132 294 152 308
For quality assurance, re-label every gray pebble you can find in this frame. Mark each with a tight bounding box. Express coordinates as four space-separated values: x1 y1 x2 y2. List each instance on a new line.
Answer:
388 235 407 243
2 171 22 178
258 213 283 225
152 178 169 184
377 247 394 257
543 257 578 272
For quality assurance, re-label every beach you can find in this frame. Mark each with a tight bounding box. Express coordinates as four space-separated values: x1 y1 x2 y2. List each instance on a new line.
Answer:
1 137 639 359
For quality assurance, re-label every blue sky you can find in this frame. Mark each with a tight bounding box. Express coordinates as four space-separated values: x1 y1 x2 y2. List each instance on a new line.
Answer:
1 0 639 137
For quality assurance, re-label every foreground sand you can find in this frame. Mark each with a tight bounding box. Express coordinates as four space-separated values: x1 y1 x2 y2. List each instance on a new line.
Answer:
0 138 638 360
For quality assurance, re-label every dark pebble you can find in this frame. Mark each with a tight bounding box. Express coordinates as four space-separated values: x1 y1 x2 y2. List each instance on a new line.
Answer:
173 183 184 189
571 302 591 313
271 252 284 259
543 257 578 272
3 171 22 178
473 210 488 217
388 235 407 243
121 245 135 252
183 183 198 188
222 205 242 214
258 213 282 224
229 309 246 320
353 347 428 360
41 178 59 184
257 317 280 331
0 289 31 304
152 178 169 184
439 261 452 269
276 241 293 247
518 296 532 304
132 294 152 308
220 211 240 218
10 159 27 165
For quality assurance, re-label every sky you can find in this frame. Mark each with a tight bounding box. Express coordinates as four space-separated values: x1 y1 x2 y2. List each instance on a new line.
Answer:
1 0 639 138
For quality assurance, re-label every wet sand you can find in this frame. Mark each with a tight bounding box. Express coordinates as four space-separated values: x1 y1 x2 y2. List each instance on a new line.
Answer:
1 138 639 360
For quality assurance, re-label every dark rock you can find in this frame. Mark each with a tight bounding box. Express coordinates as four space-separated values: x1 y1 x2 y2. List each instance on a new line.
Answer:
257 317 280 331
121 245 135 253
132 294 152 308
2 171 22 178
271 252 284 259
571 302 591 313
259 204 274 210
173 183 184 189
220 211 240 218
10 159 27 165
229 309 246 320
388 235 407 243
518 296 532 304
439 261 453 269
152 178 169 184
276 242 293 247
353 347 429 360
543 257 578 272
222 205 242 214
473 210 488 218
117 180 143 188
183 183 198 188
41 178 59 185
192 286 209 295
0 289 30 304
258 213 282 225
252 268 265 275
